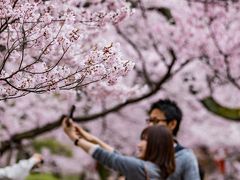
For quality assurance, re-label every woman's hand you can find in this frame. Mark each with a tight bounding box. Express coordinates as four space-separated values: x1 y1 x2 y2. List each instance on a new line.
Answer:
62 116 97 143
62 117 80 142
62 116 114 153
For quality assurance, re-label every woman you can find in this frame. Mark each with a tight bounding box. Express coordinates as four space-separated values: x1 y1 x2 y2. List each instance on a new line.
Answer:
62 117 175 180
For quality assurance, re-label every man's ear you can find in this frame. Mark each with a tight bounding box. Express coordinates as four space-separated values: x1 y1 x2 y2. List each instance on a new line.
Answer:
168 120 177 132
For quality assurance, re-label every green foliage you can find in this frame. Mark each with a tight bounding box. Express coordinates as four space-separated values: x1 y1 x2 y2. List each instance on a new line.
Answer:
62 175 81 180
201 96 240 121
148 7 175 24
26 173 59 180
79 172 87 180
32 138 72 157
26 173 82 180
97 163 111 180
158 7 174 22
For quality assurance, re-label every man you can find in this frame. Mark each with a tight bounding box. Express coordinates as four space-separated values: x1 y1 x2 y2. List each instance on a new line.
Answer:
0 153 43 180
147 99 201 180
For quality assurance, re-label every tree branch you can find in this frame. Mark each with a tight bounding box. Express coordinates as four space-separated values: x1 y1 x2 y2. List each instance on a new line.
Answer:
0 60 178 154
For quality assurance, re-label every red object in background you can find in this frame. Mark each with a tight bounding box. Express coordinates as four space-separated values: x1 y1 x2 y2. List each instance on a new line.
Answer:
215 159 225 174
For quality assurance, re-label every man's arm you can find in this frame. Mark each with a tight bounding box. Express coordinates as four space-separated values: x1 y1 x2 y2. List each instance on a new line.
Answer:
0 154 42 180
183 149 201 180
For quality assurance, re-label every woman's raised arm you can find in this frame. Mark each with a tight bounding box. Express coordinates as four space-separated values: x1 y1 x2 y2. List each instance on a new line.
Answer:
62 117 114 153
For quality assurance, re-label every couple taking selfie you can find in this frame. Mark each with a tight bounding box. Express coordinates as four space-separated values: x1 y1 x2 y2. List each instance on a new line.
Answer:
63 99 201 180
0 99 200 180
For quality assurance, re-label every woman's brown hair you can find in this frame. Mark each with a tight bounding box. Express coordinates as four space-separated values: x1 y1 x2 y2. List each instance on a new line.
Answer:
141 125 175 179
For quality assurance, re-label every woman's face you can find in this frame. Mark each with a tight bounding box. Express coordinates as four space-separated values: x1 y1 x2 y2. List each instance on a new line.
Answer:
137 139 147 159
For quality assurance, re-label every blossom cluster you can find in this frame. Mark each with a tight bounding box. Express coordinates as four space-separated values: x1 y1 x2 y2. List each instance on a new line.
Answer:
0 0 133 100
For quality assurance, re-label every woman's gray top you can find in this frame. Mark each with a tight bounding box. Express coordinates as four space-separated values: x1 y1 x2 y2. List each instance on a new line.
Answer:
92 147 162 180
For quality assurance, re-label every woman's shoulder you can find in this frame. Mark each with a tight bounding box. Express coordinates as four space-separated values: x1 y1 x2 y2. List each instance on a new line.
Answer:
144 161 161 179
144 161 160 170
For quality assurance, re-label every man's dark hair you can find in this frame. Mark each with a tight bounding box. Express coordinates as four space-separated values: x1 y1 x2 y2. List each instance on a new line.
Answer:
149 99 182 136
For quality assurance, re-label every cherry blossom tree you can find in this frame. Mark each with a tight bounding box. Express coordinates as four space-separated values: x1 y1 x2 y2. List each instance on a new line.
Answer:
0 0 134 100
1 0 240 179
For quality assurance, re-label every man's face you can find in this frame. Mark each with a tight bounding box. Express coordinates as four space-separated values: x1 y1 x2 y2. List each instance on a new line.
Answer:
147 109 171 131
148 109 167 125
